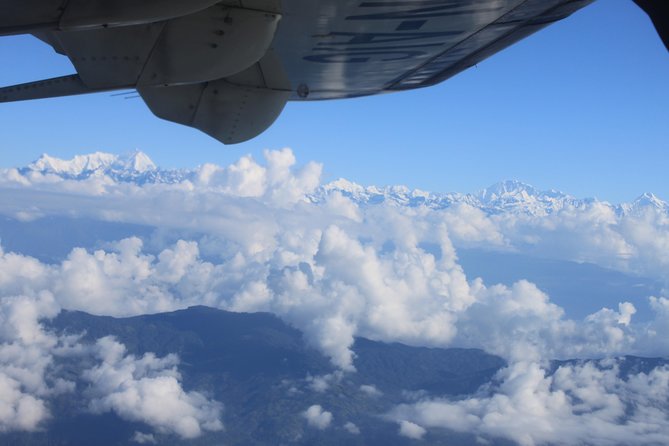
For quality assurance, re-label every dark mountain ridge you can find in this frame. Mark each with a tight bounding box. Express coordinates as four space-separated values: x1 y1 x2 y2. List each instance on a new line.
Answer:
2 306 664 445
35 306 503 446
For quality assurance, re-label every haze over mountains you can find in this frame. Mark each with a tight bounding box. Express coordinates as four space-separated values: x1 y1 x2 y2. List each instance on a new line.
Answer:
1 150 668 445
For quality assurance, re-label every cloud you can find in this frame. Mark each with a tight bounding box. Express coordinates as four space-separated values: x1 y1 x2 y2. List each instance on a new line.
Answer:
398 420 426 440
490 202 669 284
145 148 321 207
0 246 51 295
0 149 669 443
439 203 506 247
0 193 668 370
306 372 342 393
303 405 332 429
390 360 669 446
0 259 222 438
132 431 157 444
0 290 67 432
3 149 668 286
84 336 223 439
343 421 360 434
0 374 48 432
360 384 382 397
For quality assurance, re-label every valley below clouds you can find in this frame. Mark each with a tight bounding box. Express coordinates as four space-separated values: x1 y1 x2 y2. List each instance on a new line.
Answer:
0 149 667 445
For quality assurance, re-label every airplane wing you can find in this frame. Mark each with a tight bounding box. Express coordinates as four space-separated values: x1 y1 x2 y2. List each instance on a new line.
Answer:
633 0 669 51
0 0 652 144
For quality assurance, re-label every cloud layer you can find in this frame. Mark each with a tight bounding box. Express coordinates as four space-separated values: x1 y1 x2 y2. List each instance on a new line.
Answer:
0 246 223 437
2 150 667 285
391 359 669 446
1 149 668 444
1 225 666 373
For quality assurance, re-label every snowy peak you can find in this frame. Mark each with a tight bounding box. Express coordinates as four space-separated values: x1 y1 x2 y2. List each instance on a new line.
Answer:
474 180 579 215
28 151 156 176
634 192 667 208
478 180 540 203
13 152 667 217
626 192 669 215
317 179 580 216
315 177 666 217
120 150 156 173
322 178 366 196
21 151 182 184
29 152 120 176
317 178 471 208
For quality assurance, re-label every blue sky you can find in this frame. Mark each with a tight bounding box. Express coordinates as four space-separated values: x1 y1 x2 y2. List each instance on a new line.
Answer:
0 0 667 202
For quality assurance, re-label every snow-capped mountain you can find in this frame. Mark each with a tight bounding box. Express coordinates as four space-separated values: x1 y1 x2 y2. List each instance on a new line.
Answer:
474 179 594 215
17 151 668 217
316 178 477 209
22 151 187 184
619 192 669 217
312 177 598 216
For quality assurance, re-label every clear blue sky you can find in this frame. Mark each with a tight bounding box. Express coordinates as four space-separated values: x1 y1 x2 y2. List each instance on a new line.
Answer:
0 0 667 202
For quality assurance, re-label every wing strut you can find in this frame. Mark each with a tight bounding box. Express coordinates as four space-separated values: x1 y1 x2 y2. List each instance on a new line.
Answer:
0 74 119 103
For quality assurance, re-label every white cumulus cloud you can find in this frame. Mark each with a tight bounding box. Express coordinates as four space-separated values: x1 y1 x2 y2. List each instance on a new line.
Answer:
84 336 223 439
303 404 332 430
344 421 360 434
390 359 669 446
398 420 426 440
0 290 68 432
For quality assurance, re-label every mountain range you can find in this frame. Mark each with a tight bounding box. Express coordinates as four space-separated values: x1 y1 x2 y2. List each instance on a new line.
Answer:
3 306 504 446
3 153 668 445
0 306 662 446
17 151 668 217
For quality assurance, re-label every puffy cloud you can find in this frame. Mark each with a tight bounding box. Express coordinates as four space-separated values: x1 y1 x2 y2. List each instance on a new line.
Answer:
0 251 222 438
322 191 362 222
439 203 506 247
263 148 322 206
0 220 667 371
132 432 157 444
454 281 669 362
0 374 48 432
617 210 669 280
84 336 223 439
196 155 267 197
398 420 426 440
343 421 360 434
54 239 166 316
360 384 382 397
0 291 66 432
0 246 51 295
490 202 669 284
303 405 332 430
175 148 321 206
306 372 342 393
390 360 669 446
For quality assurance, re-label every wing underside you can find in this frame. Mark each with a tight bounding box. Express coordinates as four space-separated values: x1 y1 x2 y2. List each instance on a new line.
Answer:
0 0 596 143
